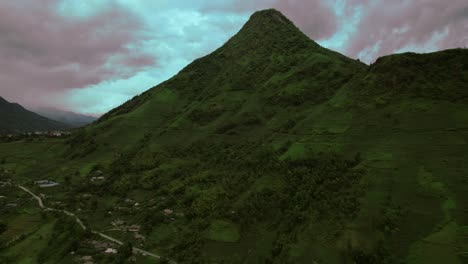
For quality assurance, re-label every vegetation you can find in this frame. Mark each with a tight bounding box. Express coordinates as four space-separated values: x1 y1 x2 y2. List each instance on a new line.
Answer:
0 8 467 264
0 222 6 235
117 242 134 263
36 215 88 263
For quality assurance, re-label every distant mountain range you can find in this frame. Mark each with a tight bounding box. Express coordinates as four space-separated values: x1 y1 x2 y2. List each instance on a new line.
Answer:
0 96 69 133
32 107 97 128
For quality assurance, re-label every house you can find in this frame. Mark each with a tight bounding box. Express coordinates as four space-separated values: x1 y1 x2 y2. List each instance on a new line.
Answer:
81 256 93 262
90 176 105 182
111 219 125 227
127 224 141 232
104 248 118 254
134 233 146 241
90 240 111 250
163 208 174 215
35 180 49 184
115 206 130 212
50 131 62 137
50 201 65 207
34 180 59 188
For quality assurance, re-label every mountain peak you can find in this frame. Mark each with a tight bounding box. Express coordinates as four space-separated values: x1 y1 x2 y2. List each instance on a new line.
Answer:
0 97 69 133
248 9 291 24
242 8 300 35
215 8 319 57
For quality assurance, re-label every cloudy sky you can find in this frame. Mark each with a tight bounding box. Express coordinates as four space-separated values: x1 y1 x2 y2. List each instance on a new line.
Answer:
0 0 467 115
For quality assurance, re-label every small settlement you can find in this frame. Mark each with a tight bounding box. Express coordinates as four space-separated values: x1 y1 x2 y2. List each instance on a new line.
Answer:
34 180 60 188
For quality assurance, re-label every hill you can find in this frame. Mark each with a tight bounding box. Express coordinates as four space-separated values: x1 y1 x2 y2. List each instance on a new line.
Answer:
33 107 97 128
0 9 467 264
0 97 69 133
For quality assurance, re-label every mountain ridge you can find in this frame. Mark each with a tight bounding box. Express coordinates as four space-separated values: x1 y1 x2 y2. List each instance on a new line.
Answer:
32 107 98 128
0 96 70 133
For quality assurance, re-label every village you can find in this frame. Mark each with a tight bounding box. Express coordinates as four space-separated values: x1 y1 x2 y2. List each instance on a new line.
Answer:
1 167 179 264
0 130 71 142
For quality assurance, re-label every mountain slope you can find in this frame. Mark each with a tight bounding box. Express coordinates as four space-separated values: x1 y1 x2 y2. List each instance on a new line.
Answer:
67 11 468 261
1 9 467 264
94 9 366 149
33 107 97 128
0 97 69 133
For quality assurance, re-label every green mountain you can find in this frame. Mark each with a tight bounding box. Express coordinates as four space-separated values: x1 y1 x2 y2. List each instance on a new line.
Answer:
93 9 366 150
1 9 467 264
0 96 69 133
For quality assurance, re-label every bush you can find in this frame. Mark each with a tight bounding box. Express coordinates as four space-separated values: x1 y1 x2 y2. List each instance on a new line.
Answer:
216 121 237 134
188 104 225 125
0 221 7 234
117 242 133 263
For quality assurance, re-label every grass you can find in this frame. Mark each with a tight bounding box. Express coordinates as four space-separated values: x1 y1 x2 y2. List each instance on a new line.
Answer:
148 224 178 246
279 142 307 160
205 220 240 243
406 222 462 264
1 220 56 263
0 213 43 244
203 226 276 262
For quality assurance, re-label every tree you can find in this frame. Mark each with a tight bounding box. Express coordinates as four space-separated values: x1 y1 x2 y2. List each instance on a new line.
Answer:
117 242 133 263
0 221 7 234
64 175 70 185
353 152 362 166
90 198 98 211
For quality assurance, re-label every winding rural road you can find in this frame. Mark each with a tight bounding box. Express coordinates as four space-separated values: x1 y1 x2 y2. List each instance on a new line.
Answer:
17 185 172 263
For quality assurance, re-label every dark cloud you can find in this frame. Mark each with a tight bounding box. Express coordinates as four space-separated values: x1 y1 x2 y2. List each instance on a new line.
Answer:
0 0 154 109
344 0 468 62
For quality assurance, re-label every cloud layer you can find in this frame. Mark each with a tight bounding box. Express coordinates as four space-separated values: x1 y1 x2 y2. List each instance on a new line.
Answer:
345 0 468 61
0 0 154 110
0 0 466 114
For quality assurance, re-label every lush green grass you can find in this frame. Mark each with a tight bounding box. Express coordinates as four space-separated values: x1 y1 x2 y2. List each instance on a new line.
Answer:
0 213 42 244
1 220 56 264
205 220 240 243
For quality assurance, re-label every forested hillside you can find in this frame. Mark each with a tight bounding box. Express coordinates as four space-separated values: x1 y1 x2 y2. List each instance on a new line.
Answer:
1 9 467 264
